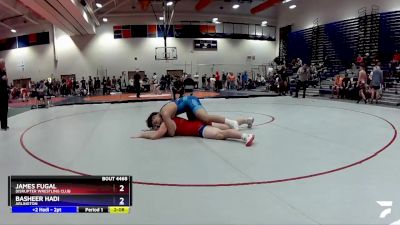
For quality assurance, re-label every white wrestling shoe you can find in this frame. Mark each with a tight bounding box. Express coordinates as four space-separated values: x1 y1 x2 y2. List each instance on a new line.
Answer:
246 117 254 128
243 134 255 147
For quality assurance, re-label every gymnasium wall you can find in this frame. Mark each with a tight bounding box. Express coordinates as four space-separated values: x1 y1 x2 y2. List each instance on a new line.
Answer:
0 22 276 81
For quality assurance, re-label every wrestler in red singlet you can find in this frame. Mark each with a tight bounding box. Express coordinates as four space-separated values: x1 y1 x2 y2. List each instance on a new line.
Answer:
172 117 206 137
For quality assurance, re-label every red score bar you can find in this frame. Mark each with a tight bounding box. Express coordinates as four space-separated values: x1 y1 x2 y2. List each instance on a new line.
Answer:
13 183 130 195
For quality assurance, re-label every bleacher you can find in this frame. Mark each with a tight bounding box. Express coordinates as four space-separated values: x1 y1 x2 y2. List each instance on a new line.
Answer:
285 6 400 106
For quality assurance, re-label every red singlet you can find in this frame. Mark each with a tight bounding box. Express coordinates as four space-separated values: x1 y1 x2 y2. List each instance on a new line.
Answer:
172 117 205 137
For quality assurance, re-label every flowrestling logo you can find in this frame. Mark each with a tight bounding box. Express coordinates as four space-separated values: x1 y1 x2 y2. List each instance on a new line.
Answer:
377 201 400 225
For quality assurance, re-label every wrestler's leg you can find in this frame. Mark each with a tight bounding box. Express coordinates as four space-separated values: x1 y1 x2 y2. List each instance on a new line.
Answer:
202 126 255 146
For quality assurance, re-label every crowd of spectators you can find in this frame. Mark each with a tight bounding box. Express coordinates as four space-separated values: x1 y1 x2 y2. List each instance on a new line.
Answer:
199 71 266 92
8 76 110 101
5 49 397 105
266 57 321 98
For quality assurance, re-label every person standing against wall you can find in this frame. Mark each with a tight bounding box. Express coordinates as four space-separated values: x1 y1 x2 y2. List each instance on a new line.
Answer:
0 69 9 130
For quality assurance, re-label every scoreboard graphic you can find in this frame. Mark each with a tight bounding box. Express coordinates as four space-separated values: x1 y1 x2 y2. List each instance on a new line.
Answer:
8 176 132 214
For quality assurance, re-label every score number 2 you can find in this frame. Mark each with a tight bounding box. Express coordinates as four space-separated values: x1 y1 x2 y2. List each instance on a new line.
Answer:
118 185 126 206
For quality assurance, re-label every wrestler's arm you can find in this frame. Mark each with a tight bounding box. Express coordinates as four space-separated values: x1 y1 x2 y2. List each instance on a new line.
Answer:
160 107 176 137
135 123 168 140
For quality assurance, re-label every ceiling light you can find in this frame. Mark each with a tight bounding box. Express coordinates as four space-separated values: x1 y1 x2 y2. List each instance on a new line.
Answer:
232 4 240 9
282 0 292 4
102 17 108 22
159 17 164 21
96 2 102 8
166 1 173 6
11 29 16 33
289 4 296 9
261 21 268 26
212 18 218 22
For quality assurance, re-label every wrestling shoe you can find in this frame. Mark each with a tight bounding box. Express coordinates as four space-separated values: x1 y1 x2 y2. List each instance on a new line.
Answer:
244 134 255 147
246 117 254 128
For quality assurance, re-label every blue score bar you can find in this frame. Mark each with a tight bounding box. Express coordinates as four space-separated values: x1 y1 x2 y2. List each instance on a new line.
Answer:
12 206 77 213
11 206 129 214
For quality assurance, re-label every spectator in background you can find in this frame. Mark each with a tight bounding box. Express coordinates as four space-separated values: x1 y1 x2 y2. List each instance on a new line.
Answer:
222 72 227 89
118 76 122 89
61 79 65 96
36 80 46 106
88 76 93 95
102 77 107 95
215 72 221 92
348 81 359 100
242 72 248 89
66 78 73 95
291 58 298 71
350 63 358 77
206 75 211 90
340 73 351 99
280 67 289 95
295 64 310 98
0 71 9 130
370 63 384 104
210 75 216 91
95 77 100 94
237 73 242 89
160 75 166 91
296 58 303 68
142 75 149 84
356 54 364 66
256 74 263 87
393 50 400 62
357 65 368 104
193 72 199 89
260 75 266 86
152 75 161 95
81 77 87 91
21 84 29 102
390 50 400 77
184 75 195 90
227 72 236 90
172 77 184 100
331 75 343 99
237 74 241 90
152 73 157 81
247 79 256 89
150 73 158 93
310 63 317 76
112 76 116 89
165 74 171 90
72 78 77 95
364 53 371 69
133 72 141 98
106 77 112 94
201 74 207 89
